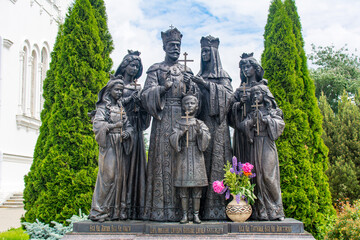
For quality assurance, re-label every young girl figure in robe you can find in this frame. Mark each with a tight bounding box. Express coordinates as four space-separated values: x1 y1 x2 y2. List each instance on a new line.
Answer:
89 78 134 222
239 85 285 221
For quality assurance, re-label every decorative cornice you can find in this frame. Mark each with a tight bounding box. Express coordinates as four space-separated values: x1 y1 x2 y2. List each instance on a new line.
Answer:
16 114 41 131
3 39 14 49
2 153 33 164
29 0 63 24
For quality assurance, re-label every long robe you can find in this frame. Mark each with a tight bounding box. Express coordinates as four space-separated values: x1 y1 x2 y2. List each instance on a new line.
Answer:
198 77 233 220
170 118 210 188
229 80 270 164
196 42 233 220
141 61 197 221
89 103 134 221
122 84 151 219
228 86 252 164
239 106 285 220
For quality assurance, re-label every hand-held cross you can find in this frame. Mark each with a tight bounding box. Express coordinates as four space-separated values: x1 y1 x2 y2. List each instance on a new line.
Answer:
181 111 193 147
240 83 249 116
178 52 194 93
251 99 263 136
119 104 126 142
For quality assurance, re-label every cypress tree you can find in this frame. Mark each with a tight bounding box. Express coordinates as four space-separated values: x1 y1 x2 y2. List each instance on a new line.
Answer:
89 0 113 73
284 0 335 229
23 0 112 224
23 26 64 216
261 0 335 238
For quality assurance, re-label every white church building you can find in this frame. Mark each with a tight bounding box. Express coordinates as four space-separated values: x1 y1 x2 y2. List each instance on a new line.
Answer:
0 0 72 203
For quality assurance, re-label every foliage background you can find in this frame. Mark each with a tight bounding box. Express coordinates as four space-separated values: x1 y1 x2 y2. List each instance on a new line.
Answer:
261 0 336 238
23 0 113 224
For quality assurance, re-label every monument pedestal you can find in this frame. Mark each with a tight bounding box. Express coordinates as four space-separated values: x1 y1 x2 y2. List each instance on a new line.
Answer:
63 218 315 239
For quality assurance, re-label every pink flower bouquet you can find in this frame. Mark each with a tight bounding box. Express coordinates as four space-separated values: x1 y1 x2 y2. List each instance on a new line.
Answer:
212 156 257 205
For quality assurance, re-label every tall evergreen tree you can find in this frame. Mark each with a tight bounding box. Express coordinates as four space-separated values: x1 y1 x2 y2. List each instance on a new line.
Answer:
319 92 360 203
261 0 335 238
334 91 360 200
23 0 112 224
23 26 64 216
89 0 113 72
284 0 334 227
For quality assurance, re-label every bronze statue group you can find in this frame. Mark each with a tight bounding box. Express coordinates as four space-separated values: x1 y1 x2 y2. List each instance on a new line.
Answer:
88 27 285 224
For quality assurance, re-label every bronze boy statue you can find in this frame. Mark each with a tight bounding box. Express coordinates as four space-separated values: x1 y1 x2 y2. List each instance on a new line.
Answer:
169 94 211 224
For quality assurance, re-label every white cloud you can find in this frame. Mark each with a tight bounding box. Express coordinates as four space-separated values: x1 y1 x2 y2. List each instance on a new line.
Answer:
102 0 360 88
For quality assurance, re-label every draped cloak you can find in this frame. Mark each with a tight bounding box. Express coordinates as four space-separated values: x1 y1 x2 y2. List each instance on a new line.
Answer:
170 118 210 188
197 45 233 220
141 61 198 221
122 84 151 219
231 83 285 220
89 103 134 221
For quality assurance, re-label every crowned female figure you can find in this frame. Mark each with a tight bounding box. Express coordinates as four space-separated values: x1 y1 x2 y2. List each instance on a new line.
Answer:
229 53 267 164
114 50 150 219
190 35 233 220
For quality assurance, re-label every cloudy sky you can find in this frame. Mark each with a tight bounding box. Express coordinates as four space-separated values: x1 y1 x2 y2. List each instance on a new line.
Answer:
62 0 360 88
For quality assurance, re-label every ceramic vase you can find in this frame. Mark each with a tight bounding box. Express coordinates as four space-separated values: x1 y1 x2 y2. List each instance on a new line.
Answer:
226 194 252 222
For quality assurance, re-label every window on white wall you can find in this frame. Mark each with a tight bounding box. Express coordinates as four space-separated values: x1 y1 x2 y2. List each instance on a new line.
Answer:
20 46 27 114
30 50 37 117
40 47 48 112
16 42 42 130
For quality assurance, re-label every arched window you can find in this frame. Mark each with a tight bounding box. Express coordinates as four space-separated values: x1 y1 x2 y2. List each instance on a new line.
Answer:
40 47 48 111
30 50 37 117
16 41 43 130
20 46 28 114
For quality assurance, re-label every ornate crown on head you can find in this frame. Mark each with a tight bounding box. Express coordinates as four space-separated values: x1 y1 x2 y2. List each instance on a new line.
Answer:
161 27 183 44
241 52 254 59
200 35 220 49
127 50 141 56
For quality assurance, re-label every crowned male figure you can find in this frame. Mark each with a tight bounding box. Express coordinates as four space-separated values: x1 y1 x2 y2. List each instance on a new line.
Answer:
141 27 198 221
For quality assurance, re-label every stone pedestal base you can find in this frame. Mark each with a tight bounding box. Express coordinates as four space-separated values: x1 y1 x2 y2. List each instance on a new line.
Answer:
63 218 315 239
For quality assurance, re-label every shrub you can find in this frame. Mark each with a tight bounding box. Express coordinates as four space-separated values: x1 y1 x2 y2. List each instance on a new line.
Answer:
326 200 360 240
22 210 88 240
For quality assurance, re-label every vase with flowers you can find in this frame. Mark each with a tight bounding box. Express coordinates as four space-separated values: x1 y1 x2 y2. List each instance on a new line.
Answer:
212 156 257 222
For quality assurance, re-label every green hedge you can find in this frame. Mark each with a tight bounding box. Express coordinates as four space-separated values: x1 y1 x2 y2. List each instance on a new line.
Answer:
261 0 336 238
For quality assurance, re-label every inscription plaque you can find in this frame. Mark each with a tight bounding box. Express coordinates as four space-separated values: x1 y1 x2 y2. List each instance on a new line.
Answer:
146 224 227 235
237 224 292 233
230 218 303 234
73 218 303 235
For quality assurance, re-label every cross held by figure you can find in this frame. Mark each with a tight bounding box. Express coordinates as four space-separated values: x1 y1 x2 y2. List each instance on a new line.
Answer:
251 99 263 136
181 110 194 147
179 52 194 93
119 104 126 142
240 83 249 117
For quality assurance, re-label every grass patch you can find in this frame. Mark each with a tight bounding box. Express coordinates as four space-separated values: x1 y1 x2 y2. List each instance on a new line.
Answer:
0 227 29 240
